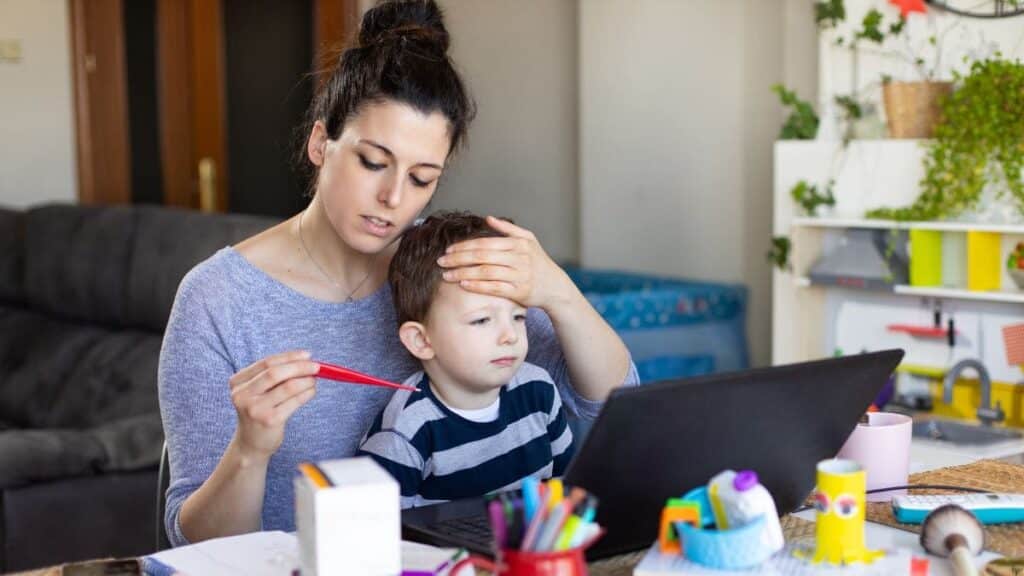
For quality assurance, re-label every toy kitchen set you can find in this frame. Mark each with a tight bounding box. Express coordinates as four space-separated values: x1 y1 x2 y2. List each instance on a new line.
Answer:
773 140 1024 472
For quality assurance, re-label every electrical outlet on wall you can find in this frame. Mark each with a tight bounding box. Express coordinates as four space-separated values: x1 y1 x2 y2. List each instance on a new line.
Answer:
0 39 23 63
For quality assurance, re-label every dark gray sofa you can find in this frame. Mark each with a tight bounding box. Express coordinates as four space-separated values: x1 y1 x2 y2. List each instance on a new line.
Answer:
0 203 275 572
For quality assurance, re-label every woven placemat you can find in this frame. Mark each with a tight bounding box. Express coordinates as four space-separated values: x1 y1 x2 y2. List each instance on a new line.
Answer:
861 458 1024 557
590 458 1024 576
586 515 816 576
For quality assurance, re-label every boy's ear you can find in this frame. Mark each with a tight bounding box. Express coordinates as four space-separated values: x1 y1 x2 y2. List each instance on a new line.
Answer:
399 321 435 361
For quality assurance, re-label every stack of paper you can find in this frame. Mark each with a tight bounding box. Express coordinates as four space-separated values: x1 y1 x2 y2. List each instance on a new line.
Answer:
143 531 472 576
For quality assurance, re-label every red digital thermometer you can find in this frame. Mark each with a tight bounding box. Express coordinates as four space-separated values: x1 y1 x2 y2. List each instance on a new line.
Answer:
315 361 419 392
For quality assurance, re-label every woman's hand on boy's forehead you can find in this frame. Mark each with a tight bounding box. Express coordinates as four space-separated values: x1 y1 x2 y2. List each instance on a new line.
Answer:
436 216 572 310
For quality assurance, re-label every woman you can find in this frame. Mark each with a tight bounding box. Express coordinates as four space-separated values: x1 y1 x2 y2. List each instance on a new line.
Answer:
158 0 637 547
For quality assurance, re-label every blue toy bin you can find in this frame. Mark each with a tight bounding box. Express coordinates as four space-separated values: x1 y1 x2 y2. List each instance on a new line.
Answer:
676 487 777 570
563 267 749 382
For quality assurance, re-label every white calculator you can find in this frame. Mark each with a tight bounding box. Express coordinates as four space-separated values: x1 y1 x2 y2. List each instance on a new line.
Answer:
892 493 1024 524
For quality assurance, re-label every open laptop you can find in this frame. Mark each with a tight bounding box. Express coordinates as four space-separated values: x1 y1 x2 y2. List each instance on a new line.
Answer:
401 349 904 560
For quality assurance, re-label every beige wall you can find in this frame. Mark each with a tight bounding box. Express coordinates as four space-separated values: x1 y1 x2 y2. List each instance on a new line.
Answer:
579 0 817 367
430 0 579 263
0 0 826 365
0 0 77 208
381 0 821 366
353 1 823 365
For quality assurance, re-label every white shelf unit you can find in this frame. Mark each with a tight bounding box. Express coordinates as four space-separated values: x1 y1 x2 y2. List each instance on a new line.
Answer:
893 285 1024 304
772 141 1024 371
792 217 1024 235
793 277 1024 304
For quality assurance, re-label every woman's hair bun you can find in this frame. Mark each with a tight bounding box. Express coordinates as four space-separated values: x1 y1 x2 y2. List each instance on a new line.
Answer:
359 0 450 57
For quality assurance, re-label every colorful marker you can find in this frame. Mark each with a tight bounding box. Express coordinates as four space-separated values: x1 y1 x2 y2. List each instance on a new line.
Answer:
547 478 564 511
522 477 541 523
488 499 507 550
521 489 552 550
535 500 573 551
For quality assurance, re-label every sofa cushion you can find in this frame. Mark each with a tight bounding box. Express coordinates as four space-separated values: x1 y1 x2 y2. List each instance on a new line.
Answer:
23 204 276 331
0 208 24 306
125 205 277 331
0 306 161 429
1 469 157 572
0 413 163 490
0 427 107 489
24 204 136 328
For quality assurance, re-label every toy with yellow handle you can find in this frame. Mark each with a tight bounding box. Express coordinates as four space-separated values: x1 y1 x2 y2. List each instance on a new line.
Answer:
799 459 884 565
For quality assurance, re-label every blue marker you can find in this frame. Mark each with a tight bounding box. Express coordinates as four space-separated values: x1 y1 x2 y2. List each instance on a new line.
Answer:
580 495 599 523
569 496 600 549
522 477 541 523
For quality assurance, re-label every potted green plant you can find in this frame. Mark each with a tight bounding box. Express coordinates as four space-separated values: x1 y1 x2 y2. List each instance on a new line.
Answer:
881 78 952 139
816 0 957 139
880 0 957 138
868 57 1024 222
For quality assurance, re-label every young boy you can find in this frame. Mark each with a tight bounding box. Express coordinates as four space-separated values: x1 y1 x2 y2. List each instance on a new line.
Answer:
356 212 574 508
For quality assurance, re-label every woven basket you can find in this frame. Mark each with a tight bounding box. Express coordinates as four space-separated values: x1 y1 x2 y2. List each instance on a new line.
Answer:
882 81 953 139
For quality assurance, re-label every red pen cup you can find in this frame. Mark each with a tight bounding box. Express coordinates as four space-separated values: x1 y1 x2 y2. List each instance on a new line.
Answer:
450 547 589 576
449 528 602 576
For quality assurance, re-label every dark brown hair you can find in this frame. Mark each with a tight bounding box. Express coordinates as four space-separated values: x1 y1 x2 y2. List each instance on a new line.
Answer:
297 0 475 189
389 211 505 325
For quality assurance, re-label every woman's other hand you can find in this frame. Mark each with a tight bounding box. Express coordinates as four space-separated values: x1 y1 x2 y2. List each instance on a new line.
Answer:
228 350 319 460
436 216 573 310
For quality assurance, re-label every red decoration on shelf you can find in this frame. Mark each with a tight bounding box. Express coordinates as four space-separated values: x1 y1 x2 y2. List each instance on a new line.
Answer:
888 0 927 17
886 324 957 339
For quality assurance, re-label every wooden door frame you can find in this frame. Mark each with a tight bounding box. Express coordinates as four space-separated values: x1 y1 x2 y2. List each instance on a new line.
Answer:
157 0 228 211
69 0 132 205
157 0 357 211
314 0 359 75
70 0 359 209
188 0 228 212
156 0 194 209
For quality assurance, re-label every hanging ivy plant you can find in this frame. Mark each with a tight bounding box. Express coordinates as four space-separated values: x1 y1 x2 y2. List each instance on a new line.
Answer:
791 180 836 216
772 84 819 140
868 58 1024 221
766 236 792 272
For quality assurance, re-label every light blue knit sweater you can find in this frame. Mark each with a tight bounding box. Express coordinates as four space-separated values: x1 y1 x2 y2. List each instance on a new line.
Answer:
158 247 638 547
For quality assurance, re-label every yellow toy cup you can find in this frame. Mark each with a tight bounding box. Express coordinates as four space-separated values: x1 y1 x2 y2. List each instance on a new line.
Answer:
804 459 883 565
967 231 1001 291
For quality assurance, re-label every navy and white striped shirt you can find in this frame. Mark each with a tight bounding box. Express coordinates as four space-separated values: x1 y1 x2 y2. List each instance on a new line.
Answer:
357 362 575 508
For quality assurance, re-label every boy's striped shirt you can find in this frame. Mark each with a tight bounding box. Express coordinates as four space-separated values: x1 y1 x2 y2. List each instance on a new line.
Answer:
356 362 574 508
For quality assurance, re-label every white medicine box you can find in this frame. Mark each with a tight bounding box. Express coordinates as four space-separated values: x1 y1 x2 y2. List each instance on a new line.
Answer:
295 457 401 576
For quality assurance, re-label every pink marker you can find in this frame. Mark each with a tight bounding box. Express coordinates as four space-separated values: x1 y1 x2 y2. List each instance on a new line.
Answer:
315 361 419 392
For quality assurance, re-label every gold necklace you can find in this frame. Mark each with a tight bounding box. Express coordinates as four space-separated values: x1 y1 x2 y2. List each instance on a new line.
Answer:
297 210 373 302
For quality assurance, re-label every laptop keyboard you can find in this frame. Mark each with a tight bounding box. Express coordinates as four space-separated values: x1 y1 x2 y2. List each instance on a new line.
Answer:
432 515 493 551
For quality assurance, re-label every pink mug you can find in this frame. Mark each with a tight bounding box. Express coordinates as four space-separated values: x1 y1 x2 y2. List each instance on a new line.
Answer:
836 411 912 502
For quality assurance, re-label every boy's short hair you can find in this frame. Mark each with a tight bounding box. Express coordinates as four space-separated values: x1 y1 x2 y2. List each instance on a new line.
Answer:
389 211 506 325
